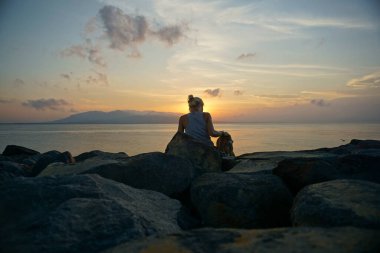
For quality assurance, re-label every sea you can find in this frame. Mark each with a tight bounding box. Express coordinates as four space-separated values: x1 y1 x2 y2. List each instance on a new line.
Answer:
0 123 379 156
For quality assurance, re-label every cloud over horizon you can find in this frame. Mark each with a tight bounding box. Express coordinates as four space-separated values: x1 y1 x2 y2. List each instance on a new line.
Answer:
237 53 256 61
22 98 71 111
310 99 330 107
98 5 187 57
204 88 221 97
61 39 107 67
347 71 380 88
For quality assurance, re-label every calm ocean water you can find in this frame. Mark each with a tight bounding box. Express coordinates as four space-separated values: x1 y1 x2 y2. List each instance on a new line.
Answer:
0 123 379 156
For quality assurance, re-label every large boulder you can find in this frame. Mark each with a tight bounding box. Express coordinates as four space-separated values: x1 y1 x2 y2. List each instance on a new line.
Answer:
84 152 196 199
165 132 222 173
0 174 184 253
74 150 128 162
2 145 40 156
32 150 74 176
39 152 196 199
101 227 380 253
291 179 380 228
335 154 380 182
191 172 293 228
38 157 119 177
273 154 380 194
0 161 27 182
234 150 337 174
273 157 339 194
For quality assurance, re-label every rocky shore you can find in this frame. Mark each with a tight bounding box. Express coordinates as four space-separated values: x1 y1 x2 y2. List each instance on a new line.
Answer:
1 133 380 253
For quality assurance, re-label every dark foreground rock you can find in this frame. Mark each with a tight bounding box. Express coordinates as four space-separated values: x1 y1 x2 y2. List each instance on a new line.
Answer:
101 227 380 253
273 155 380 194
74 150 129 162
273 157 338 194
0 174 184 253
292 179 380 228
0 161 27 181
2 144 40 156
39 152 196 199
191 172 293 228
32 150 74 176
165 132 222 173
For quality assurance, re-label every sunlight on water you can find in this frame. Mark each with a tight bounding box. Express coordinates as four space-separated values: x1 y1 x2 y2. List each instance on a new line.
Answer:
0 123 379 156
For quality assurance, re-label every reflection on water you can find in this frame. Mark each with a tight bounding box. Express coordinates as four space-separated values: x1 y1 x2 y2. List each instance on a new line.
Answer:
0 123 379 156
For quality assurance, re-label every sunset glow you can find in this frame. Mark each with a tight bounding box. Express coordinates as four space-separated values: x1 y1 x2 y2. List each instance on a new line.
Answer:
1 0 380 123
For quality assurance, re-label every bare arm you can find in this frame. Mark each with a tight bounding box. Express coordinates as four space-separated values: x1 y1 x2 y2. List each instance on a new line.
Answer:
177 115 185 133
205 113 223 137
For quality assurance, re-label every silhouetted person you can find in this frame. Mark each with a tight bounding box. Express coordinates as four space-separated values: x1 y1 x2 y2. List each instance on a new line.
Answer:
177 95 226 146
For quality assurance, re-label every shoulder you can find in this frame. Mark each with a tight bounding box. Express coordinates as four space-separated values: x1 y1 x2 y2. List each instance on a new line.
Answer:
203 112 212 121
180 114 188 120
203 112 211 117
179 114 188 123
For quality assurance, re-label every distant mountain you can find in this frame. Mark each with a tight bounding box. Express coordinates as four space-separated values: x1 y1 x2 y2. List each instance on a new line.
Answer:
51 110 181 124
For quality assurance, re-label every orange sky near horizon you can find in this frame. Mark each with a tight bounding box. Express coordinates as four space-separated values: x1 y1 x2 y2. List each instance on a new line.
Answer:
1 0 380 123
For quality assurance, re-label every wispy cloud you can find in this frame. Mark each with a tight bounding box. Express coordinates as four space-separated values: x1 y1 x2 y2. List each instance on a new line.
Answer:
257 94 300 99
278 17 374 30
86 70 108 86
61 73 71 81
61 39 107 67
22 98 71 111
204 88 221 97
237 53 256 61
310 99 330 107
98 5 187 57
234 90 243 96
13 78 25 87
347 71 380 88
0 98 13 104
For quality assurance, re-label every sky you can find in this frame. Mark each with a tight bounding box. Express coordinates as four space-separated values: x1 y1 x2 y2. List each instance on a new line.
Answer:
0 0 380 123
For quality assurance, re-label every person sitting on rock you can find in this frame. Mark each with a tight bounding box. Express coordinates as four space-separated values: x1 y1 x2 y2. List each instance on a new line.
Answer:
177 95 228 147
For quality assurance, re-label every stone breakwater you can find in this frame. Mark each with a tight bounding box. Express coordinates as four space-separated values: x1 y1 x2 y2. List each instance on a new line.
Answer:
1 133 380 253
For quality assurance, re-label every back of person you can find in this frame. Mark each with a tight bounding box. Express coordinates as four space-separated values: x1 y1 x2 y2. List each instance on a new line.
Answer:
185 112 213 146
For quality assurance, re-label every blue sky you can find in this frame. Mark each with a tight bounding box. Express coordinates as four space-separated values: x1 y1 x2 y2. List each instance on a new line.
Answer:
0 0 379 122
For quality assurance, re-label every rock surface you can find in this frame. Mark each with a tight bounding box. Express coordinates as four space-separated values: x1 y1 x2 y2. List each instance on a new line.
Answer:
32 150 74 176
0 174 184 253
2 144 40 156
38 157 119 176
292 179 380 228
191 172 293 228
273 157 339 194
74 150 129 162
101 227 380 253
273 155 380 194
165 132 222 173
39 152 196 199
0 161 26 181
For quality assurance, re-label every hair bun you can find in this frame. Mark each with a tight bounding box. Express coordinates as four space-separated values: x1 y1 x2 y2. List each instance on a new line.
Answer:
188 95 194 102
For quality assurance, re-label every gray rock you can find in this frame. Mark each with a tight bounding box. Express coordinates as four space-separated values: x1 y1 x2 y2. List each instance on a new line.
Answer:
335 154 380 183
0 161 26 181
101 227 380 253
2 145 40 156
273 157 339 194
39 152 196 199
38 157 119 177
235 151 337 174
228 158 280 173
273 154 380 194
84 152 196 199
0 174 183 253
32 150 74 176
165 132 222 173
74 150 129 162
291 179 380 228
191 172 293 228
